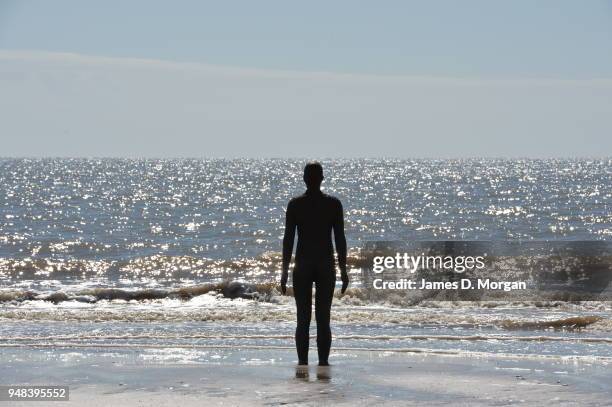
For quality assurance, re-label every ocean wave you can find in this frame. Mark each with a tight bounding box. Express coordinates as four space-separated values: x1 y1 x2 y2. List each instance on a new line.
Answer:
1 300 609 332
0 281 277 304
1 280 611 310
499 316 603 330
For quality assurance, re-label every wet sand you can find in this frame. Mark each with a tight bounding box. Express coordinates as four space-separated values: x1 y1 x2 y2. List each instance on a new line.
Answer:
3 346 611 406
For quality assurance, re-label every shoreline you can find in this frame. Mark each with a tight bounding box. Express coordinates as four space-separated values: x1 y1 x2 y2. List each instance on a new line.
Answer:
1 342 612 365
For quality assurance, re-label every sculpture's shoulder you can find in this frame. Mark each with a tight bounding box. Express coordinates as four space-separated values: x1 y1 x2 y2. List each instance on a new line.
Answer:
321 193 342 207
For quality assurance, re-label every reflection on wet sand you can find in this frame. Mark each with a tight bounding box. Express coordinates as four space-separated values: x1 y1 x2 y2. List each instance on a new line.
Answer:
295 365 309 380
316 366 331 382
294 365 332 382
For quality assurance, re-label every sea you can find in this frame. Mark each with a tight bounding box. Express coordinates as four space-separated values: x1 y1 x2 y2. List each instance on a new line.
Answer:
1 158 611 364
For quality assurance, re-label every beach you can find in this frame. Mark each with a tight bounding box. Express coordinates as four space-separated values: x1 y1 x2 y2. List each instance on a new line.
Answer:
1 314 612 406
3 344 611 406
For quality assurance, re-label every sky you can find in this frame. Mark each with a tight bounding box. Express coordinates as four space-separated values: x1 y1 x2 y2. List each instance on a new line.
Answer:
0 0 611 157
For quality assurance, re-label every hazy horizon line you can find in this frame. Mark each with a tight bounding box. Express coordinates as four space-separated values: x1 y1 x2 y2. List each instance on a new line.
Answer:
3 49 612 83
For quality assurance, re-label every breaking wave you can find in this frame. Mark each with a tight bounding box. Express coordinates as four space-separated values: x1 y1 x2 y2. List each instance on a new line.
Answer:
0 281 277 304
1 288 610 332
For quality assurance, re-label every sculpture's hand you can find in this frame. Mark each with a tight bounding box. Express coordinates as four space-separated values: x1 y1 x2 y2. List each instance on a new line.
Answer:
340 269 349 294
280 271 288 295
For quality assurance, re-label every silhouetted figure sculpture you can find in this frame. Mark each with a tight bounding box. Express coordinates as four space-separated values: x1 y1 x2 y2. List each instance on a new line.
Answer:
281 162 349 366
